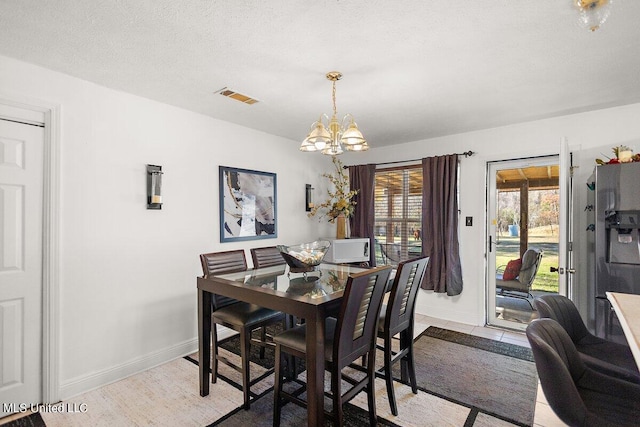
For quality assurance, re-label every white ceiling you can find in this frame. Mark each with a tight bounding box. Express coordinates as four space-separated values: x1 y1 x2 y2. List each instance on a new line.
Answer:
1 1 639 148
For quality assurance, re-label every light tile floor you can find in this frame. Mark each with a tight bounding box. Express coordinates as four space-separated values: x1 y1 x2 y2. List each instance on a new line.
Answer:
413 313 567 427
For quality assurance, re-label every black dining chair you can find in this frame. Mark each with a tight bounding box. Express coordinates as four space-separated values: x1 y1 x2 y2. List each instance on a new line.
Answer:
534 294 640 384
272 265 392 427
199 249 286 409
526 318 640 426
377 256 429 415
251 245 300 330
250 246 285 268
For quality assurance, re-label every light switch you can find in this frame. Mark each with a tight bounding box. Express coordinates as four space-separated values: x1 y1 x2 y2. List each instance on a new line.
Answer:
465 216 473 226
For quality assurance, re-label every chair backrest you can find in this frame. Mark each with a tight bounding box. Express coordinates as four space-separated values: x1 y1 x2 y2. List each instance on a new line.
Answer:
525 319 590 426
518 248 543 286
250 246 285 268
333 265 392 369
385 256 429 336
534 294 591 343
199 250 247 309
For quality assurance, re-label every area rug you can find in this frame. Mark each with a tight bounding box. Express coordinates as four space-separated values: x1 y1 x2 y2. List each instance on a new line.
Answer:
192 325 538 427
422 326 534 362
209 389 398 427
407 326 537 426
0 413 46 427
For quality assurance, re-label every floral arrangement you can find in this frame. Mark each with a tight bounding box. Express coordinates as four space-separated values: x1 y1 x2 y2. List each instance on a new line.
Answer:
308 156 358 223
596 145 640 165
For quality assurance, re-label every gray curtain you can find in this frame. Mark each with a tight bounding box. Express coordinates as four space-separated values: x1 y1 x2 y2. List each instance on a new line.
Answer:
348 164 377 266
421 155 463 295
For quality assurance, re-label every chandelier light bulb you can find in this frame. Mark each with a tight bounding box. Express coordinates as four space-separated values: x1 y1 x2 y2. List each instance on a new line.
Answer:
575 0 613 32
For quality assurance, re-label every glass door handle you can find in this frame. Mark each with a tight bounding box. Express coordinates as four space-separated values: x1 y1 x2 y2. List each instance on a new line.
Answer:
551 266 576 274
488 235 496 252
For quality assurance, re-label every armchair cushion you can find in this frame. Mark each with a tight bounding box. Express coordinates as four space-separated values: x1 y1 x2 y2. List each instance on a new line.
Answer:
503 258 522 281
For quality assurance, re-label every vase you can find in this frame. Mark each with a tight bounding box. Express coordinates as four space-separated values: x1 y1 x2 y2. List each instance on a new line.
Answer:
336 214 347 239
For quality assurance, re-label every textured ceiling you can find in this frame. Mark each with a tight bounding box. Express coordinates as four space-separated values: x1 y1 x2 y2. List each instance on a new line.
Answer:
1 1 639 148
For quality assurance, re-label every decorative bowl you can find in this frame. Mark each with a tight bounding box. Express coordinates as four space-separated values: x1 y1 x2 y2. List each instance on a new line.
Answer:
277 240 331 273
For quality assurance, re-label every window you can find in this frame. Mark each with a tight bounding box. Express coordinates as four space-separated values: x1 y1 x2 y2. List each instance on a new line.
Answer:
374 165 422 265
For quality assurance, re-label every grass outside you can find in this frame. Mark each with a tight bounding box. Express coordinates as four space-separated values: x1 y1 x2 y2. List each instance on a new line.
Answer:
496 232 559 293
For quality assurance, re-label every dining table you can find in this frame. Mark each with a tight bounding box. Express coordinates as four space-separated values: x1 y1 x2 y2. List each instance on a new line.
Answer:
606 292 640 371
197 262 368 426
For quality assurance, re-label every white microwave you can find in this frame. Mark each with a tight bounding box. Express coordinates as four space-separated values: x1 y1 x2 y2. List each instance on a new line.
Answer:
323 238 370 264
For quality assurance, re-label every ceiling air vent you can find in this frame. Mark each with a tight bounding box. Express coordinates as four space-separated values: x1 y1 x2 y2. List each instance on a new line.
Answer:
216 87 259 105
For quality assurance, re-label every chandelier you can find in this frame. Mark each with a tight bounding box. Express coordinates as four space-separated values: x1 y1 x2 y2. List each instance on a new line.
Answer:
300 71 369 155
574 0 613 32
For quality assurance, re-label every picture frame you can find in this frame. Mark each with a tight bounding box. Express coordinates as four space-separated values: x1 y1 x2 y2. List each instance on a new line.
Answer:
219 166 277 242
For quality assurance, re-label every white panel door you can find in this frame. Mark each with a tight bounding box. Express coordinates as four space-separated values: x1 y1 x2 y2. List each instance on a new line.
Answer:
0 119 44 415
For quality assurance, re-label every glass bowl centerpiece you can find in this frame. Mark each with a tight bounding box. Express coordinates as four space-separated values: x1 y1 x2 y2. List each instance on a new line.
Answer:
277 240 331 273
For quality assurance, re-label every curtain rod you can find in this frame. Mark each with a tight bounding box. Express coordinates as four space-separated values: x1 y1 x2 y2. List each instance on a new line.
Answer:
365 150 474 167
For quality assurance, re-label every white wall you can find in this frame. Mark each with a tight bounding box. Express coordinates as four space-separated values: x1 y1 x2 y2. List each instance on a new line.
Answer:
343 103 640 326
0 54 335 399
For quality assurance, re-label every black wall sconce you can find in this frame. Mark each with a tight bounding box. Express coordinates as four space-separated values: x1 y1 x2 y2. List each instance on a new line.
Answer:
305 184 314 212
146 164 163 210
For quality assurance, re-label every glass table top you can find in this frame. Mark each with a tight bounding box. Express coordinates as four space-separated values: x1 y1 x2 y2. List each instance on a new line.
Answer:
214 263 368 299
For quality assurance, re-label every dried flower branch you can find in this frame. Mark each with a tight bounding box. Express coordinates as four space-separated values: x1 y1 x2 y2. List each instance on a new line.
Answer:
308 156 358 223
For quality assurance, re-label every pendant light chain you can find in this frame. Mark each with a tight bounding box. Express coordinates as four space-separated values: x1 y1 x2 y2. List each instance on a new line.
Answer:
332 79 337 117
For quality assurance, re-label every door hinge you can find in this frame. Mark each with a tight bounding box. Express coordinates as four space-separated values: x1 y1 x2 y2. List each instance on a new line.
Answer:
568 241 573 251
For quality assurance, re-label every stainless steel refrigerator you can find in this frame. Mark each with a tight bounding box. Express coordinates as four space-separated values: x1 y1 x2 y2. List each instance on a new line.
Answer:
587 162 640 341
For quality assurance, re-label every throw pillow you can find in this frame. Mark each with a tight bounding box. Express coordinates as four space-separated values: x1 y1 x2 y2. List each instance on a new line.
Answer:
503 258 522 281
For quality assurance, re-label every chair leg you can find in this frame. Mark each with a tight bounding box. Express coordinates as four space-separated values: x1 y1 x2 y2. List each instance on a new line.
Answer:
240 327 251 409
332 367 344 427
283 316 296 379
285 354 296 380
383 334 398 416
211 323 218 384
273 344 283 427
402 328 418 394
367 349 378 426
259 326 267 359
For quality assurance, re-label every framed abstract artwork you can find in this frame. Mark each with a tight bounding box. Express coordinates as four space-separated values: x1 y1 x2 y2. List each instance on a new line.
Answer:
219 166 277 242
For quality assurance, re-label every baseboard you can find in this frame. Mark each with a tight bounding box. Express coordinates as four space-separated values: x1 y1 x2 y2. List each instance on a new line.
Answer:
58 326 238 401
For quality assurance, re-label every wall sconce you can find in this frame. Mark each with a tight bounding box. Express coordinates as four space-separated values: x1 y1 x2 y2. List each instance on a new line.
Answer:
146 164 163 210
305 184 314 212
